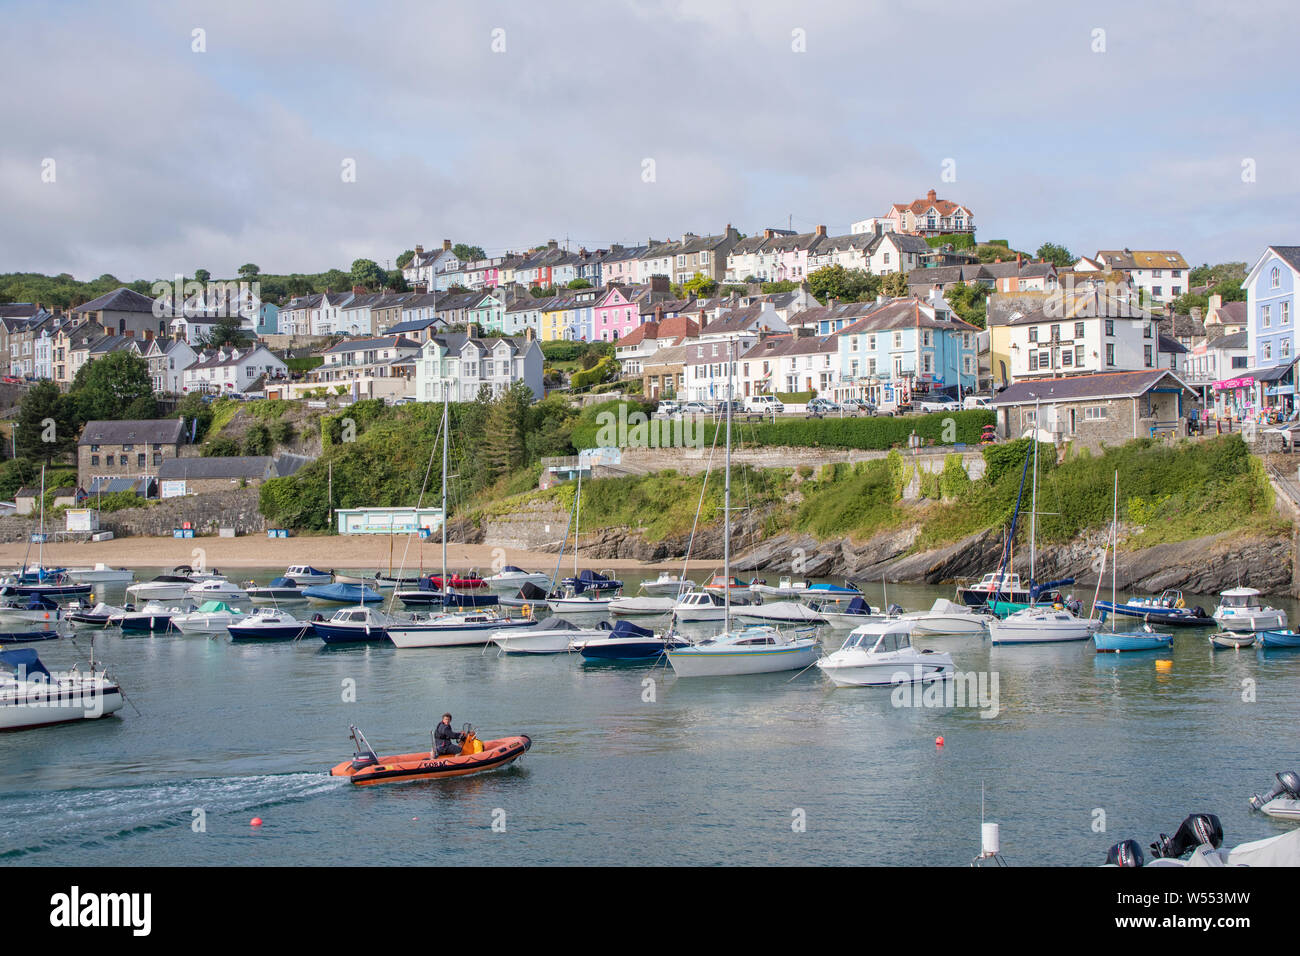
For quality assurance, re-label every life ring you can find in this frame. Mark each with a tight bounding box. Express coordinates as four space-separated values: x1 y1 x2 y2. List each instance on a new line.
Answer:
521 604 531 619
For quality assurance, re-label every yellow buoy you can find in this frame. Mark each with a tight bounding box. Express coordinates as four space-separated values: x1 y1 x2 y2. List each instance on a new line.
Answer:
1155 659 1173 671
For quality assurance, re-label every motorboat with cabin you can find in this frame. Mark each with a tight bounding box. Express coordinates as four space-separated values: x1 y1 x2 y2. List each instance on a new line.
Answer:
227 607 314 641
748 576 810 598
671 589 728 622
112 601 192 633
282 565 333 586
311 606 394 644
246 577 310 603
482 566 552 591
491 617 609 655
127 572 201 602
955 571 1035 607
331 724 531 786
1212 587 1287 632
639 571 693 596
578 619 687 661
171 601 247 635
186 578 249 603
62 564 134 585
815 619 955 687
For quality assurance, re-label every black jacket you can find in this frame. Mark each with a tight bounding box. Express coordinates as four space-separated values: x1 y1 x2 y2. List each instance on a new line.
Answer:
435 722 462 749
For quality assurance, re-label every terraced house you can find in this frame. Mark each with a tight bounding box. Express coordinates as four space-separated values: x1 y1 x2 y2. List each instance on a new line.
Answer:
414 333 543 402
1243 245 1300 415
306 335 421 400
834 294 979 408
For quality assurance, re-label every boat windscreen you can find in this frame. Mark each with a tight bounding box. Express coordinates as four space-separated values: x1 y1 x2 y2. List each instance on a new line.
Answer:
844 597 870 614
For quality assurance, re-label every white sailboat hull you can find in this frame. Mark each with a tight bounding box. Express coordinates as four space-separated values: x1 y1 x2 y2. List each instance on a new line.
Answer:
988 619 1100 644
0 678 124 729
668 641 821 677
816 654 955 687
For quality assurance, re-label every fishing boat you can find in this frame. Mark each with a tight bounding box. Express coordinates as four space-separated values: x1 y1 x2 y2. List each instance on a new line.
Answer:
246 577 309 604
303 582 384 606
331 725 531 786
386 610 536 649
1092 470 1175 654
282 565 333 586
1250 771 1300 820
732 602 828 625
748 576 810 598
482 566 552 591
1213 587 1287 632
62 564 134 585
113 601 190 633
640 571 693 596
491 617 608 655
579 619 686 661
0 593 64 627
608 595 678 616
227 608 314 641
312 606 393 644
988 607 1101 644
185 578 249 603
1209 631 1257 649
64 602 125 629
0 648 124 730
1095 589 1213 627
171 600 247 635
798 581 864 604
671 589 728 622
815 619 955 687
956 571 1037 608
665 339 821 678
1259 629 1300 649
900 598 990 636
127 573 200 602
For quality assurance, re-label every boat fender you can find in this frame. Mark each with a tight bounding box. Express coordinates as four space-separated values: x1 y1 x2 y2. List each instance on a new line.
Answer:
1175 597 1185 609
522 604 531 619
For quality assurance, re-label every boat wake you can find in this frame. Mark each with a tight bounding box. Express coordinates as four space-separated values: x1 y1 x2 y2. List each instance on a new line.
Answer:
0 771 342 860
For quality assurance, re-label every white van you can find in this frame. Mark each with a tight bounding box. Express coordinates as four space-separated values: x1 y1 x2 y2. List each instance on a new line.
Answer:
963 396 992 410
745 395 785 414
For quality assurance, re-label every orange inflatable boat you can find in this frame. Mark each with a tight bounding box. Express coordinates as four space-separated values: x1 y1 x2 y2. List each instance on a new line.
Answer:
330 725 531 786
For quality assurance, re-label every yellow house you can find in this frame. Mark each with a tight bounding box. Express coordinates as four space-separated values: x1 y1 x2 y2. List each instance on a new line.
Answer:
540 301 575 341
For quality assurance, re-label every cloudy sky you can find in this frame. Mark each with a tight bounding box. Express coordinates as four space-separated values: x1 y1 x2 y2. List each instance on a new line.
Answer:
2 0 1297 280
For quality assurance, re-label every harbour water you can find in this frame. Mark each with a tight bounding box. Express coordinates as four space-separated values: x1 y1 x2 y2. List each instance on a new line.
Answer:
3 572 1299 866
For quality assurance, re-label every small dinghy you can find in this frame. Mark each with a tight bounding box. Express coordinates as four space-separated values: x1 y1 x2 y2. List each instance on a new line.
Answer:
1250 771 1300 821
330 725 531 786
1209 631 1256 649
1260 629 1300 649
65 602 125 629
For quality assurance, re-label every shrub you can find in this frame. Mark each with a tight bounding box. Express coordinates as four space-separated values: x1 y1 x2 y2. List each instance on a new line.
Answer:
742 410 993 450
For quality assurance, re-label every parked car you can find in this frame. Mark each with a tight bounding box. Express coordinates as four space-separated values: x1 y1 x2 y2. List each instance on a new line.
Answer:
918 398 960 414
807 397 840 415
963 395 992 410
745 394 785 415
841 398 877 416
680 401 711 416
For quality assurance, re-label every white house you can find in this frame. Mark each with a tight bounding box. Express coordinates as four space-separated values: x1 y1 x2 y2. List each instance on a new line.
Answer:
1003 291 1156 380
414 333 544 403
144 337 197 394
181 344 289 395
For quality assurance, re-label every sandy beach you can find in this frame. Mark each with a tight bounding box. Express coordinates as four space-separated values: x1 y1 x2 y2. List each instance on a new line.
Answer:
0 534 706 575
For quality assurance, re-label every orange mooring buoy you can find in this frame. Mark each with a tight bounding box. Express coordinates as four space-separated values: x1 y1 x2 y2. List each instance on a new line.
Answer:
936 736 945 747
250 817 263 827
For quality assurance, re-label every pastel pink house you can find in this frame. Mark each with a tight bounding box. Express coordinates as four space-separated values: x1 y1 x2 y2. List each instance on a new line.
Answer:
593 285 640 341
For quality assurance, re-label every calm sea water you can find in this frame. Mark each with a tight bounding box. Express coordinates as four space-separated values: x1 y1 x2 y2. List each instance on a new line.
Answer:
3 571 1299 866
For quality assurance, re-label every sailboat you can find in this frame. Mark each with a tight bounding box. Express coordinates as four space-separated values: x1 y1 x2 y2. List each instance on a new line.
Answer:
666 340 822 677
1 468 90 600
1093 470 1173 653
547 468 619 614
0 646 124 730
987 431 1099 645
386 395 532 649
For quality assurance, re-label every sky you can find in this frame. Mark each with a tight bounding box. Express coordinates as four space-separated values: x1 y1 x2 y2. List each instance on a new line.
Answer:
2 0 1298 281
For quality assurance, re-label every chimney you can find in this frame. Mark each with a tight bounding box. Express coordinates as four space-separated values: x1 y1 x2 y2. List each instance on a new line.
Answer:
764 228 775 239
547 239 558 250
414 244 423 256
443 239 452 251
927 188 937 203
826 297 836 310
353 285 365 294
1208 293 1222 312
644 320 659 341
815 224 827 237
1016 254 1022 268
654 305 665 323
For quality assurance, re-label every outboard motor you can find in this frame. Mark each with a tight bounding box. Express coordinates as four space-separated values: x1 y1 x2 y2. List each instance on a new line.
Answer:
1105 839 1145 868
1150 813 1223 859
1192 606 1207 620
887 604 904 617
1066 598 1083 616
1250 771 1300 811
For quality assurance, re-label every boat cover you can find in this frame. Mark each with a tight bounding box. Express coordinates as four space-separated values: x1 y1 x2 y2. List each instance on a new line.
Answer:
609 620 655 639
518 582 552 600
196 601 234 613
842 597 872 615
1029 578 1074 599
267 577 300 588
0 648 50 680
532 616 582 631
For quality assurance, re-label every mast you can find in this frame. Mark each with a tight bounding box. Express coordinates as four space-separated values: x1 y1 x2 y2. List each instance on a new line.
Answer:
1110 468 1118 631
1029 399 1039 588
441 393 449 596
723 338 733 634
38 465 46 570
574 466 583 577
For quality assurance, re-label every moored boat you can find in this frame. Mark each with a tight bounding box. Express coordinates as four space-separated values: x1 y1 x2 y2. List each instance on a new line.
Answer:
1212 587 1287 632
330 725 531 786
815 619 954 687
312 606 393 644
798 581 864 605
667 624 821 677
386 610 536 648
0 648 124 730
1259 629 1300 649
1208 631 1256 649
1094 627 1173 653
731 601 828 625
246 577 309 604
62 563 134 585
671 589 728 622
579 619 686 661
491 617 607 655
988 606 1101 644
303 582 384 606
482 566 552 591
171 600 247 635
282 565 333 586
640 571 693 596
1095 589 1213 627
113 601 190 633
608 595 677 616
900 598 990 636
227 607 313 641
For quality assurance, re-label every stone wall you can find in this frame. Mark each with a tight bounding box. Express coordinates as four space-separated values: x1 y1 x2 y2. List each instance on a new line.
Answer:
0 487 267 542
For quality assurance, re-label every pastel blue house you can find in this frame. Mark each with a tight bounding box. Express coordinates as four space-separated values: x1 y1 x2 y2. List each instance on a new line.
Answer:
834 296 978 408
256 302 279 337
1243 246 1300 412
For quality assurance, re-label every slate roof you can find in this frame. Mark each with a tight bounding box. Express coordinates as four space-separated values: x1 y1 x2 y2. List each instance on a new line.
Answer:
72 288 158 314
991 370 1192 406
79 419 185 447
325 335 421 353
157 456 277 480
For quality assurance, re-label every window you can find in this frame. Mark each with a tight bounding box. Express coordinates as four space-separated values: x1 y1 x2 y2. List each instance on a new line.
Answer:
1028 351 1039 371
1061 349 1073 367
1084 406 1107 420
1050 324 1060 342
1144 323 1152 338
868 334 876 350
1272 266 1281 289
1264 305 1271 328
1075 344 1085 366
1105 319 1115 336
119 455 127 466
1285 302 1291 325
1072 322 1084 339
893 332 902 349
1106 344 1115 365
1029 326 1038 343
1144 345 1153 366
90 455 99 466
153 453 162 466
1263 342 1273 361
137 454 146 468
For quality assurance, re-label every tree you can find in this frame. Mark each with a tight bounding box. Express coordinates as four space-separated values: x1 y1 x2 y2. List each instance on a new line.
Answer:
682 272 717 298
1035 242 1074 267
350 258 386 290
68 351 155 424
881 272 910 297
203 315 252 348
807 264 880 303
237 263 261 278
944 282 989 328
194 269 211 284
396 249 415 269
452 243 486 263
16 381 77 464
568 278 593 290
385 269 409 292
1189 262 1247 287
480 382 531 483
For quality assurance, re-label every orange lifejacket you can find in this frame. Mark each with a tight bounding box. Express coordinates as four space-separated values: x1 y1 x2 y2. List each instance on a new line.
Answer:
460 733 484 755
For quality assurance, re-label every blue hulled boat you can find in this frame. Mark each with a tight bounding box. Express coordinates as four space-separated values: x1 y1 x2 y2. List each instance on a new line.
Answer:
578 619 686 661
1095 589 1213 627
1094 628 1174 653
312 606 391 644
1260 630 1300 649
561 569 623 593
